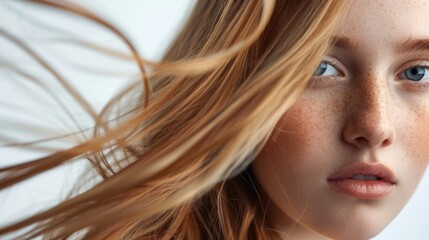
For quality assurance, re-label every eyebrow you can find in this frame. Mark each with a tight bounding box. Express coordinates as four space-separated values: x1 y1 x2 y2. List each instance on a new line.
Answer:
329 36 429 53
329 36 359 50
396 38 429 53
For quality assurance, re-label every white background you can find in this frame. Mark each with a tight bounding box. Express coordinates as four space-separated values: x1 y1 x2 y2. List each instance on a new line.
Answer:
0 1 427 239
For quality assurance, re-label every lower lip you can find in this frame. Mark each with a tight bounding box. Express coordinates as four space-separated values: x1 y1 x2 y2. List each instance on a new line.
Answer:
328 179 395 199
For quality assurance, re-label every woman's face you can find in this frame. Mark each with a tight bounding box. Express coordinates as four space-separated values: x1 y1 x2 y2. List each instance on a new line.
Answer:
252 0 429 239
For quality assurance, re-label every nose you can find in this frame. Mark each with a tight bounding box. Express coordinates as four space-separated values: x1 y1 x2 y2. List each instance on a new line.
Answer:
342 76 396 149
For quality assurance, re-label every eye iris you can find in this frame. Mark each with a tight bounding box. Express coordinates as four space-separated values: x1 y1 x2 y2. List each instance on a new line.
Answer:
314 62 327 76
404 67 425 81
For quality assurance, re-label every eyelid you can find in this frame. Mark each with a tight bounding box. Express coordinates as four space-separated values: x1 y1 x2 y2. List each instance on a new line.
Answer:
396 60 429 79
309 57 347 89
320 57 346 77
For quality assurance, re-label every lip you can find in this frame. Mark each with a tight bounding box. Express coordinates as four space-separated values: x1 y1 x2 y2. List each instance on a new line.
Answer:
327 162 397 199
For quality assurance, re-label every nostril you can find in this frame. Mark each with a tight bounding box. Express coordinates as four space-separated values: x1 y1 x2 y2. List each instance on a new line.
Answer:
381 138 393 147
342 115 396 149
349 133 394 148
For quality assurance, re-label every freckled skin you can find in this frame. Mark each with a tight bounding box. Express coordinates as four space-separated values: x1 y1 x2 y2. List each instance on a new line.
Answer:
251 0 429 239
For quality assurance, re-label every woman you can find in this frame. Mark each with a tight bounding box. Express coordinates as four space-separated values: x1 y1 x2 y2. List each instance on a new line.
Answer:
0 0 427 239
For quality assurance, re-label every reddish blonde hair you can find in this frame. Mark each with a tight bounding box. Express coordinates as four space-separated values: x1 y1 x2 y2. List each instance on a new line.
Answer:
0 0 347 239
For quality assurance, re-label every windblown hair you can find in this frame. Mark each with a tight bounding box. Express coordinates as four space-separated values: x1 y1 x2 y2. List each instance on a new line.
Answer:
0 0 347 239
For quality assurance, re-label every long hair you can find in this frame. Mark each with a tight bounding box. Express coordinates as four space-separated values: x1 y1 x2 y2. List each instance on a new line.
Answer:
0 0 347 239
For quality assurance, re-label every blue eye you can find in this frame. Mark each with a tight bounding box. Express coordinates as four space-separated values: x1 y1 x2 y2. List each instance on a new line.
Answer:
313 62 340 76
403 67 428 81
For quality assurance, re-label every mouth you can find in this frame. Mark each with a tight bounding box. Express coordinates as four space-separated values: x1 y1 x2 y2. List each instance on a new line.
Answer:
327 162 397 200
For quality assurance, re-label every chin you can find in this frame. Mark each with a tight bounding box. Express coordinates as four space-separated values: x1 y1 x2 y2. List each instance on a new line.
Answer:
319 226 385 240
309 208 395 240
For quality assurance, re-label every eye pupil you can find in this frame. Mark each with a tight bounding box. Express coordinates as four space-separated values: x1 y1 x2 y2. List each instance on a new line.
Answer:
314 62 328 76
404 67 425 81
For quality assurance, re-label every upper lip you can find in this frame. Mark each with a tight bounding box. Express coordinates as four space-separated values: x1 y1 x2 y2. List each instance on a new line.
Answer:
327 162 397 184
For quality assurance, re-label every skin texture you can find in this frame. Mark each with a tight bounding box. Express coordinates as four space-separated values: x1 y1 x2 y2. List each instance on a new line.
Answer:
251 1 429 239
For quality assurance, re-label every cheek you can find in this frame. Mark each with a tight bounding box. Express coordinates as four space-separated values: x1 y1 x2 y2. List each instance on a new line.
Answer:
406 123 429 169
251 97 338 202
269 100 327 156
265 101 320 173
396 101 429 189
267 95 341 165
399 100 429 169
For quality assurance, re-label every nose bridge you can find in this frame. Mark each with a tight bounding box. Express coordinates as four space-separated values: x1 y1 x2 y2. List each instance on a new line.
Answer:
343 72 395 148
358 73 390 123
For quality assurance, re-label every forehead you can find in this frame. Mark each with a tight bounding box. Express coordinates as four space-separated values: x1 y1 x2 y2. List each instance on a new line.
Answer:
334 0 429 42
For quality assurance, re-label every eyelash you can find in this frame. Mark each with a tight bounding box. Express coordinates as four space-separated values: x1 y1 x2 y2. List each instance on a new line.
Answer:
310 59 345 88
310 60 429 90
397 64 429 90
